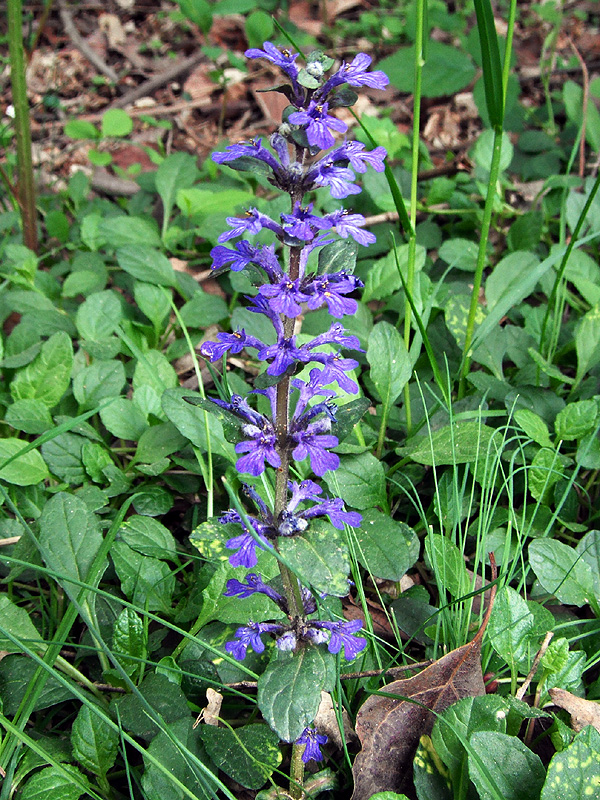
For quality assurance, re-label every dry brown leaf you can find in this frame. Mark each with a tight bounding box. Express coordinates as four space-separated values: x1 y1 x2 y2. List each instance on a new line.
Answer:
313 691 357 749
194 687 223 728
98 14 127 49
549 688 600 733
351 580 496 800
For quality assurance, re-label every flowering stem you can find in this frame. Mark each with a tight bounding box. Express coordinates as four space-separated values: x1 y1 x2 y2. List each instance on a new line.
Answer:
274 244 305 622
289 743 305 799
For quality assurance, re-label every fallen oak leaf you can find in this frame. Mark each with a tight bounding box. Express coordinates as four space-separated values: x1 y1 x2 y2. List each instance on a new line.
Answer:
351 565 497 800
549 688 600 733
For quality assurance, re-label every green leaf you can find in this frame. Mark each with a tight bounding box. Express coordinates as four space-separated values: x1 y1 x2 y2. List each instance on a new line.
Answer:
135 422 187 464
245 9 274 50
71 705 119 776
179 289 228 328
112 607 147 675
101 108 133 137
116 245 176 286
0 595 42 652
473 0 504 128
64 120 99 139
354 509 418 581
38 492 106 599
155 152 199 233
363 245 425 302
75 290 122 343
279 520 351 597
529 539 596 607
141 717 214 800
258 646 333 742
133 350 179 396
10 331 73 409
367 322 412 409
409 422 496 466
111 540 175 613
119 515 177 560
575 304 600 387
528 448 566 502
485 252 540 310
438 238 479 271
178 0 212 32
432 695 511 793
99 216 162 249
487 586 554 675
323 452 386 510
41 432 86 485
134 282 171 327
162 389 236 461
379 41 475 97
176 187 254 217
116 673 190 740
541 726 600 800
199 724 281 790
0 438 49 486
73 359 126 410
317 239 358 275
5 398 53 434
513 409 553 448
472 130 514 174
333 397 371 442
99 397 148 441
555 400 598 441
0 655 75 714
468 731 545 800
425 533 471 599
20 765 90 800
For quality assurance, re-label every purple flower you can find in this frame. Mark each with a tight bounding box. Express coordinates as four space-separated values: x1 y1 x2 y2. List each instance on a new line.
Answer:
312 163 361 199
296 727 328 763
305 272 364 318
310 619 367 659
288 101 347 150
245 42 299 82
329 141 387 173
212 138 281 174
225 621 284 661
300 497 362 530
210 241 261 272
259 277 310 318
235 422 281 476
218 209 282 242
324 209 376 246
275 631 297 651
259 336 308 376
339 53 389 89
200 329 263 362
224 573 284 606
307 322 361 352
312 352 360 394
281 202 329 241
291 427 340 476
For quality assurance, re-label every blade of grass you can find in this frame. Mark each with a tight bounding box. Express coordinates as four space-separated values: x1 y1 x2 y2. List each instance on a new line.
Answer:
473 0 504 128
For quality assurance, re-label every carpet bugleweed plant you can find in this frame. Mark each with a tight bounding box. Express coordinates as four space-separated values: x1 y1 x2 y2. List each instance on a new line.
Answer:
197 41 388 787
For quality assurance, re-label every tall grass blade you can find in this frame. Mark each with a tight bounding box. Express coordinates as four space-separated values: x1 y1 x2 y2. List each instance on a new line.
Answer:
473 0 504 129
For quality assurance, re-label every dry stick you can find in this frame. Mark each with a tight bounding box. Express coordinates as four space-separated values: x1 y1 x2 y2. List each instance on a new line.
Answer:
109 51 206 109
57 0 120 84
515 630 554 703
569 38 589 179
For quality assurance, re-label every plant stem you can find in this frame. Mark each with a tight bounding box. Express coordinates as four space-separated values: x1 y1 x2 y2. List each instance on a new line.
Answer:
289 743 305 800
8 0 38 252
403 0 426 433
458 125 504 397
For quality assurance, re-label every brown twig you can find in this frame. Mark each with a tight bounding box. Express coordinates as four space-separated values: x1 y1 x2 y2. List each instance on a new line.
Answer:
57 0 120 84
0 536 21 547
569 38 589 179
515 630 554 702
109 51 206 109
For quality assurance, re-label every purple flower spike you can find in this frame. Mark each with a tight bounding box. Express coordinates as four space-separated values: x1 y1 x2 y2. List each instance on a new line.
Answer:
325 209 376 246
259 336 308 376
259 278 310 318
341 53 390 89
306 273 363 318
312 163 361 199
296 727 328 763
288 101 348 150
218 209 282 243
224 573 284 606
225 621 284 661
212 138 281 174
331 141 387 173
200 329 263 362
328 619 367 659
210 241 261 273
235 424 281 476
292 429 340 476
245 42 299 82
